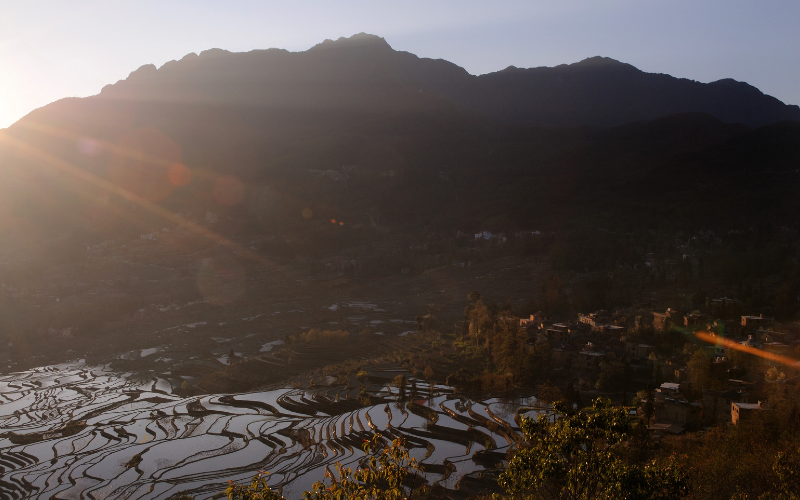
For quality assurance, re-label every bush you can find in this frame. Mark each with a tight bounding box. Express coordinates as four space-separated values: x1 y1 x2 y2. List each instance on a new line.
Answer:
499 398 688 499
226 435 430 500
293 329 350 345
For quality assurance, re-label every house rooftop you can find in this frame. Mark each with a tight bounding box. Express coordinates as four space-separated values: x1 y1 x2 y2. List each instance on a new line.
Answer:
648 423 685 434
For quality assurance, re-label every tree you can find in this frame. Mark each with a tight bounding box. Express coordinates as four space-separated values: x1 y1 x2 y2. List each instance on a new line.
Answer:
766 366 787 383
423 366 434 383
727 347 754 374
393 374 407 401
226 472 282 500
446 368 475 393
498 398 687 500
538 382 564 405
226 435 429 500
596 361 626 391
491 317 527 381
466 299 493 347
761 448 800 500
303 434 428 500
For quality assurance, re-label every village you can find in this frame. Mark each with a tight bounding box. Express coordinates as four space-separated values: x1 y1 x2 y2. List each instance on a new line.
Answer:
518 301 798 435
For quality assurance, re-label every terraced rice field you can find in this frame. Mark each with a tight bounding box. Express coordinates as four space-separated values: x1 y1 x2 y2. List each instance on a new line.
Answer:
0 362 538 499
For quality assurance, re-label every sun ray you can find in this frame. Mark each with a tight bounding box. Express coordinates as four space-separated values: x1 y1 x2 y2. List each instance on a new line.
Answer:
0 129 275 268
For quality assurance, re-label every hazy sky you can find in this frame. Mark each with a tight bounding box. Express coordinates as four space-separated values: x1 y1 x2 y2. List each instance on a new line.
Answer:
1 0 798 129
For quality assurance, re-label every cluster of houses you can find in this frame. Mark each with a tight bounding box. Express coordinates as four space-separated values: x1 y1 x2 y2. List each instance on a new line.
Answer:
522 310 658 389
647 378 772 433
647 378 770 433
521 302 797 434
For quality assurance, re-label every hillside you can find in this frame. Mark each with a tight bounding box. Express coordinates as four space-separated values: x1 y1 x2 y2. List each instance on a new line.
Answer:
0 34 799 373
1 33 797 244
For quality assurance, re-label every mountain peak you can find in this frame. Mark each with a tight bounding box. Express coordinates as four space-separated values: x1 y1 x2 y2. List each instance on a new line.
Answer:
309 33 392 51
570 56 638 72
576 56 623 65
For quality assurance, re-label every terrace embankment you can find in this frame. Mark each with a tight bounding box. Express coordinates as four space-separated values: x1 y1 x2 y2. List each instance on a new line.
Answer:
0 361 538 499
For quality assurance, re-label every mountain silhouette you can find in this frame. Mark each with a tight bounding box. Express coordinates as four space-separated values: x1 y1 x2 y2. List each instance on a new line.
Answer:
78 33 799 129
0 32 799 258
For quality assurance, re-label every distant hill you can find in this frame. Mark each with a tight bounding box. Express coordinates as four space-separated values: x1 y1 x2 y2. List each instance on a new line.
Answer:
80 33 800 129
0 32 799 261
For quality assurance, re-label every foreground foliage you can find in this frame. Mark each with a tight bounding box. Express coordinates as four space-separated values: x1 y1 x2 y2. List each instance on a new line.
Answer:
227 434 429 500
226 473 282 500
664 383 800 500
226 392 800 499
498 398 688 500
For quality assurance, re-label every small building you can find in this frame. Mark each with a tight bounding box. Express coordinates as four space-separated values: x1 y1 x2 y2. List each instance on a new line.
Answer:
656 382 681 400
577 344 606 373
647 422 686 435
759 329 793 344
544 324 571 346
626 342 655 360
732 401 768 425
519 314 539 328
684 311 705 327
741 315 772 332
702 388 749 425
602 325 626 336
653 308 681 332
655 398 702 429
577 311 612 331
707 297 738 317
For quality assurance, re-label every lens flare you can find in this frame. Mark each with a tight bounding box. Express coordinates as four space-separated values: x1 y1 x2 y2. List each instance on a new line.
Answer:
0 128 275 269
695 331 799 368
168 163 191 186
301 208 312 219
76 137 99 156
213 176 245 206
108 127 182 202
331 219 336 224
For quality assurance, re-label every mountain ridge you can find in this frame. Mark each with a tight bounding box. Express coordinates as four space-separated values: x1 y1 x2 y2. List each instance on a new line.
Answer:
63 32 797 129
1 33 799 249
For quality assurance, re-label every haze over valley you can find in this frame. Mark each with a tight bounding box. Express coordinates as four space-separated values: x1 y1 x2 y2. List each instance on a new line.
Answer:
1 25 800 500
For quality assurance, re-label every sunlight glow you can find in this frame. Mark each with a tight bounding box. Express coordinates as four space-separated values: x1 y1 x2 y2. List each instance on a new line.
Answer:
695 331 799 368
0 126 272 267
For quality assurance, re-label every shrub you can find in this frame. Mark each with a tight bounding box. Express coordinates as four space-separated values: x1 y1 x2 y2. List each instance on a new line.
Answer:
226 435 430 500
294 329 350 345
499 398 688 499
